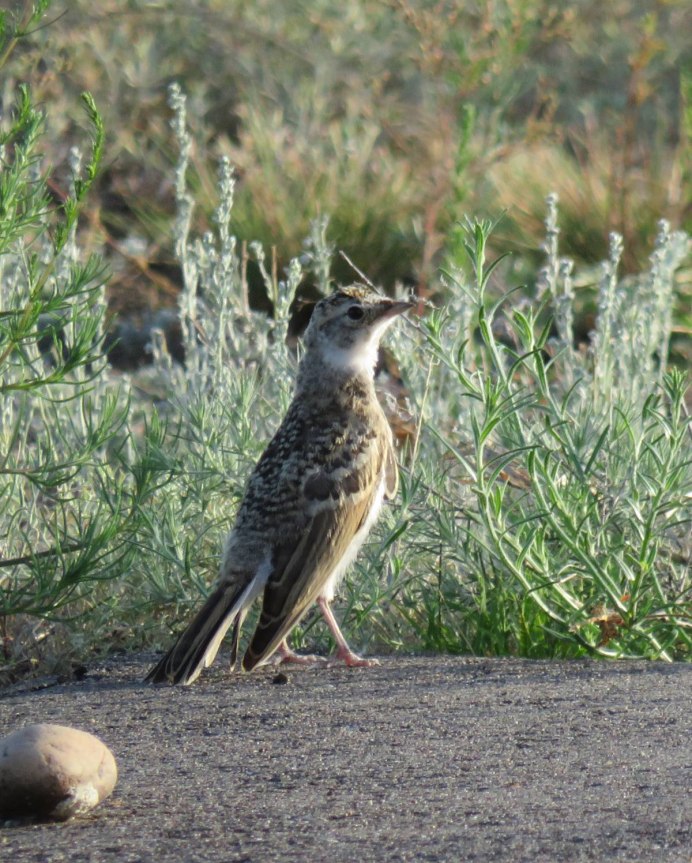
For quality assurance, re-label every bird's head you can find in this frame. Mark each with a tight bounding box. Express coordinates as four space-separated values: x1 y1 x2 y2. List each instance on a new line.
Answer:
302 284 413 378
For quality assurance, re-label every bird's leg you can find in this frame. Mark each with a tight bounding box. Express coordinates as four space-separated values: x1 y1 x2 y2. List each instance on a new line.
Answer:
317 597 380 668
276 639 326 666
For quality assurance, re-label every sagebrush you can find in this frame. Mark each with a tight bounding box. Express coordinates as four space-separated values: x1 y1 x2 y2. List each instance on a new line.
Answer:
1 82 690 682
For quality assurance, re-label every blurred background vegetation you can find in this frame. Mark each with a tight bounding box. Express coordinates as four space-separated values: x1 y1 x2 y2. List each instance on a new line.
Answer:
1 0 689 343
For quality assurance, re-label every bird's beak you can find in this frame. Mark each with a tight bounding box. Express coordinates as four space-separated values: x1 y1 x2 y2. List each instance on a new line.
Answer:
375 299 415 322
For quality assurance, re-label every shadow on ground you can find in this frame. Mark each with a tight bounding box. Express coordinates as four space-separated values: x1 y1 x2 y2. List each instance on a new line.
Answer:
1 655 690 862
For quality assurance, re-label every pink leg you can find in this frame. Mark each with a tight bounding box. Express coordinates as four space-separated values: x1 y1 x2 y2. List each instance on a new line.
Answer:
276 639 326 666
317 597 379 668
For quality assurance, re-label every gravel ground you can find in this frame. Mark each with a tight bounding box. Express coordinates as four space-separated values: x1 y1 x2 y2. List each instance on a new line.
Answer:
1 654 690 862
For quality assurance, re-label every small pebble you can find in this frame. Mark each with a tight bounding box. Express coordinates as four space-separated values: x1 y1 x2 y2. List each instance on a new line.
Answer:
0 723 117 821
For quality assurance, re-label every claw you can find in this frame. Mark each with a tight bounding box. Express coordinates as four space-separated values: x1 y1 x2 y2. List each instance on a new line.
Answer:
276 640 327 666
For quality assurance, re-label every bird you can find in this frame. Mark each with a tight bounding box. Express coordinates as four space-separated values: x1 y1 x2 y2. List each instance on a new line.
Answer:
145 284 412 684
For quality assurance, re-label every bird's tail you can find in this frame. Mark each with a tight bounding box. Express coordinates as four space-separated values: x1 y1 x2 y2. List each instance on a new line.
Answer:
145 582 246 685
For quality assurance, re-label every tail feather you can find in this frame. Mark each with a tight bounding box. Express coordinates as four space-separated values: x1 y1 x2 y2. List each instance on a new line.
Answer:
145 583 246 685
227 607 248 669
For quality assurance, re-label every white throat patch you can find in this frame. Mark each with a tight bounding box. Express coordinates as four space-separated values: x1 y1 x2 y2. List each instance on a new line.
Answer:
321 338 379 376
319 315 396 377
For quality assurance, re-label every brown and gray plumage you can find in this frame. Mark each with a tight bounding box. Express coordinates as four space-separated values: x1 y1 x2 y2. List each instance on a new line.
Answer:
145 285 412 685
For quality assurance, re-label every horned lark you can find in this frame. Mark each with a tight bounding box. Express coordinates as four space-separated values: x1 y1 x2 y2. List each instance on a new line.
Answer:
146 284 412 684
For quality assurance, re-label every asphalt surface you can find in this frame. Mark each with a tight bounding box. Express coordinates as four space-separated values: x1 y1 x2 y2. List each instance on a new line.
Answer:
1 654 690 862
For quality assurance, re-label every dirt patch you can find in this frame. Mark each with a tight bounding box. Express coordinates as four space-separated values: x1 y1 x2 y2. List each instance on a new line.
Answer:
1 655 690 862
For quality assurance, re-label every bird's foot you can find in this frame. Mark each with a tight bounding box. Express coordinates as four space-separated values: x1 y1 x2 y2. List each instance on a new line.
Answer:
280 652 327 666
330 647 380 668
275 644 327 666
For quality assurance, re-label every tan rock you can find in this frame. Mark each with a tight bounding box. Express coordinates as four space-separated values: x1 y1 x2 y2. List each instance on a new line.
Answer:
0 723 117 821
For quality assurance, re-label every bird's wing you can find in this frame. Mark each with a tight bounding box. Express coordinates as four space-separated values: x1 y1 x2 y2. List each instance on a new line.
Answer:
242 432 387 670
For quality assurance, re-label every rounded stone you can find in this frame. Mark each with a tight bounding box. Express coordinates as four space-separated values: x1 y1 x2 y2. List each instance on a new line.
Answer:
0 723 118 821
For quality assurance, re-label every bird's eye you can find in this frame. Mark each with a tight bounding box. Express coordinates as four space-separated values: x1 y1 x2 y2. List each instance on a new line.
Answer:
347 306 364 320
